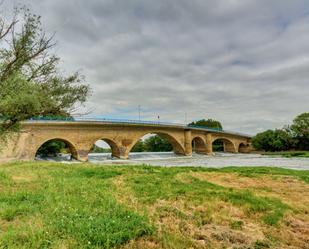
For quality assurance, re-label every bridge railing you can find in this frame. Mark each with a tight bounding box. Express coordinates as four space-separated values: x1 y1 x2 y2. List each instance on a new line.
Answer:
28 116 186 126
28 116 220 130
187 124 222 131
75 117 186 127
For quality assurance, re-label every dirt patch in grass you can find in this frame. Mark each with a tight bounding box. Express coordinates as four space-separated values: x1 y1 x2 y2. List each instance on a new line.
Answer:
11 174 36 182
280 214 309 248
116 167 309 248
113 173 268 249
149 199 267 248
185 171 309 248
189 172 309 207
121 236 160 249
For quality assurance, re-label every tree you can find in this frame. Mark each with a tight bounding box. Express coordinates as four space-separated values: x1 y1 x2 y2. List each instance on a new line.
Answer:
144 135 173 152
130 136 173 152
291 113 309 150
0 8 90 139
36 140 66 157
189 118 222 130
252 113 309 152
90 144 111 153
252 129 294 152
131 140 146 152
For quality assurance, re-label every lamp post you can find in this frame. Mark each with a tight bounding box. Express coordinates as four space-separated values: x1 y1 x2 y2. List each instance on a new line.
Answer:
138 105 141 121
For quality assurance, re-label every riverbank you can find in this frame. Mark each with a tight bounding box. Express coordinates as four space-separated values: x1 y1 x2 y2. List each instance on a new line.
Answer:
1 162 309 248
88 152 309 170
261 151 309 158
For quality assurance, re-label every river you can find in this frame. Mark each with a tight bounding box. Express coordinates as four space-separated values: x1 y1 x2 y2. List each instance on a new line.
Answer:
37 152 309 170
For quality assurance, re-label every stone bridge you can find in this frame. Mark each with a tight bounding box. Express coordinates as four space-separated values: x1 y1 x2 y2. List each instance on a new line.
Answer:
0 121 252 163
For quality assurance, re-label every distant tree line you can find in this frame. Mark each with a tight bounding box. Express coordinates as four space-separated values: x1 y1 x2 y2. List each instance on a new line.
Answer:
131 135 173 152
91 144 112 153
252 113 309 151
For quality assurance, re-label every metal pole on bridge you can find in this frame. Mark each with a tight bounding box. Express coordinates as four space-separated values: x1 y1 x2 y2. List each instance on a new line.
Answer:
138 105 141 121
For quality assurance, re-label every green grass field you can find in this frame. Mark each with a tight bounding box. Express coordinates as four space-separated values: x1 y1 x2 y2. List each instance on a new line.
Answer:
1 162 309 248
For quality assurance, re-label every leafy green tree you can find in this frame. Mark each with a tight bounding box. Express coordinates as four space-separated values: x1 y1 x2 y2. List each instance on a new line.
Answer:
252 130 273 151
36 140 66 156
0 8 90 139
291 113 309 150
131 140 146 152
189 119 222 130
144 135 173 152
252 129 294 152
90 144 111 153
213 141 224 151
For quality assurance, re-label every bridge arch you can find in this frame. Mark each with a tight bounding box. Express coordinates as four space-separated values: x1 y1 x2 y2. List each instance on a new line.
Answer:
128 131 185 156
212 137 237 153
90 138 121 158
34 138 78 160
192 136 207 154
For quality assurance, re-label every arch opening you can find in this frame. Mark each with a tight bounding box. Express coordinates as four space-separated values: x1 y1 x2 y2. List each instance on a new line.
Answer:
192 136 207 154
238 143 249 153
129 132 185 157
212 138 236 153
35 138 78 161
89 138 121 159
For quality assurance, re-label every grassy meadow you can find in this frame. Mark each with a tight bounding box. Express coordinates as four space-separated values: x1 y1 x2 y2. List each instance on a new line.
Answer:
0 162 309 248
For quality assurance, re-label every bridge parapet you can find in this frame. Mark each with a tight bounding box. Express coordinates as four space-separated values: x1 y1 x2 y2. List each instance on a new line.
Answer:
28 117 251 138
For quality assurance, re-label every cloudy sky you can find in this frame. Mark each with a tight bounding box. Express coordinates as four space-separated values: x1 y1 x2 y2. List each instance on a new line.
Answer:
2 0 309 134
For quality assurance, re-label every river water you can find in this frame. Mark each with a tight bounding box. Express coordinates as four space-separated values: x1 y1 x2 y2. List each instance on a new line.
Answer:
37 152 309 170
87 152 309 170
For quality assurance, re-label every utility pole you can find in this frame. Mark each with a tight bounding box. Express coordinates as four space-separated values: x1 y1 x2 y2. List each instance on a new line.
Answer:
185 112 187 124
138 105 141 121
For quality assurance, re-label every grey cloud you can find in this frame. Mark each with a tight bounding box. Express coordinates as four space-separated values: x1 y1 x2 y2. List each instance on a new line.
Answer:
2 0 309 134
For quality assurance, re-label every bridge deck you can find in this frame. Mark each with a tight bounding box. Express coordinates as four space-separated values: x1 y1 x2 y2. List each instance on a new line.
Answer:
26 118 251 139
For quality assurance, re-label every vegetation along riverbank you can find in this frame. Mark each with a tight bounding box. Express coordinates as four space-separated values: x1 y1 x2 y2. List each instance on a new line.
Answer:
262 151 309 158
